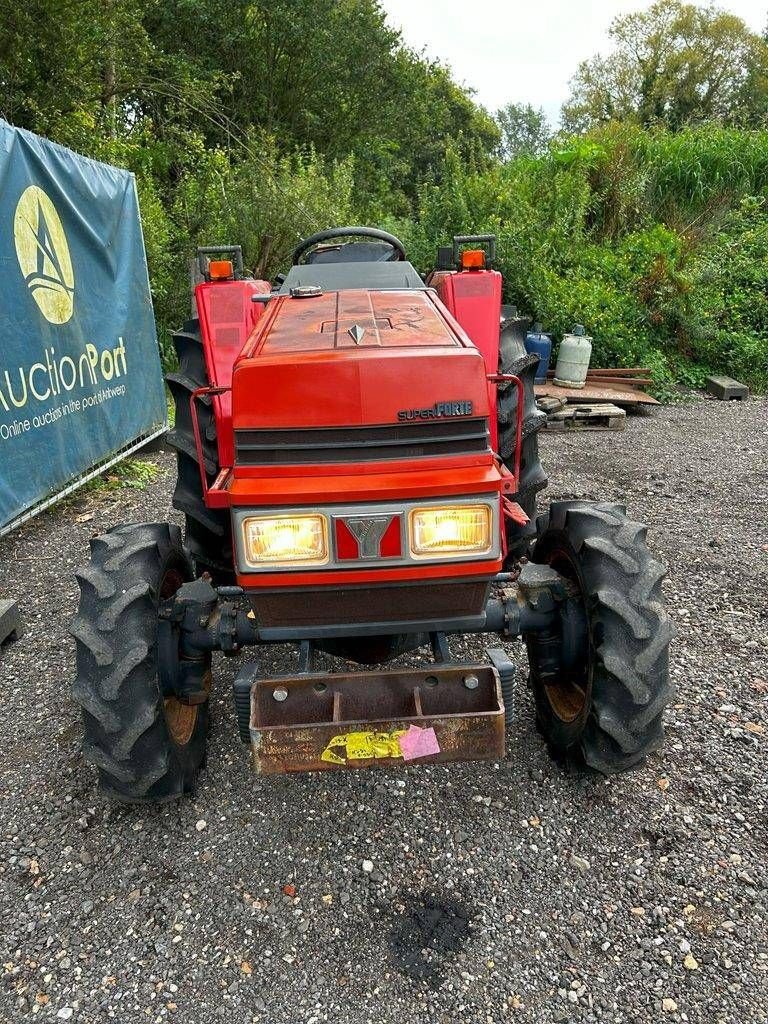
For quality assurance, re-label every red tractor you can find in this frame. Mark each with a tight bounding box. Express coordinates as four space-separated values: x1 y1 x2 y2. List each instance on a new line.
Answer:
71 228 672 802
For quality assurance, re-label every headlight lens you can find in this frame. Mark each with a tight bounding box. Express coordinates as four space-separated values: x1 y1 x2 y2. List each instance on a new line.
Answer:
409 504 492 557
242 514 328 567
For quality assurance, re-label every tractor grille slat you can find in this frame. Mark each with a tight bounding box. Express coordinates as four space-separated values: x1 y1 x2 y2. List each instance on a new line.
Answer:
235 418 490 465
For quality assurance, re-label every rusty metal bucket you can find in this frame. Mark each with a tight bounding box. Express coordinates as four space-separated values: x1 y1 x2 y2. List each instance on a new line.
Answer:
249 664 505 774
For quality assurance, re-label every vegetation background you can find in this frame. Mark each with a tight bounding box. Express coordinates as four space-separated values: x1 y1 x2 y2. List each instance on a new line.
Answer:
2 0 768 391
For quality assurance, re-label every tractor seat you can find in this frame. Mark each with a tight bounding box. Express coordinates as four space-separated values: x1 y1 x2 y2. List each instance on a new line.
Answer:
306 240 398 264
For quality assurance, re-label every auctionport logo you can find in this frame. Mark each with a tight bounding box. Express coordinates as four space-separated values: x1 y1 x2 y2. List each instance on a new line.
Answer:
13 185 75 325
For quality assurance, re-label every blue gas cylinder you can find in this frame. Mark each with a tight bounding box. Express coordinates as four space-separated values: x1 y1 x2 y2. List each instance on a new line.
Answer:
524 323 552 383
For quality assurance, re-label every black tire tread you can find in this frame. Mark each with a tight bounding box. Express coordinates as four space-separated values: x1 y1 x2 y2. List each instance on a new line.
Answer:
165 320 234 581
531 500 673 774
70 523 208 802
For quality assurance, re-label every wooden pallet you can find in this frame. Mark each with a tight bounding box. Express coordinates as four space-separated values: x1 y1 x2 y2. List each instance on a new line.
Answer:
543 402 626 432
536 395 567 415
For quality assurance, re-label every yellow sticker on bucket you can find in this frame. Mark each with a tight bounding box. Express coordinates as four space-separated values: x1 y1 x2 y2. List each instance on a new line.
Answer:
321 730 407 765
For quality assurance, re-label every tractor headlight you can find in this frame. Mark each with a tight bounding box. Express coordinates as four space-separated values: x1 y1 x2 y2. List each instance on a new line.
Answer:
242 514 328 568
409 504 492 557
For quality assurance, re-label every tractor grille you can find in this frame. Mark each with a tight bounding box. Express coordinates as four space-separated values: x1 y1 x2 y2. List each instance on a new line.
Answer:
250 580 490 627
235 418 490 466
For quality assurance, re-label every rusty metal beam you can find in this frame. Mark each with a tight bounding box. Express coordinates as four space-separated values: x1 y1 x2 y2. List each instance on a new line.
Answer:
249 664 505 774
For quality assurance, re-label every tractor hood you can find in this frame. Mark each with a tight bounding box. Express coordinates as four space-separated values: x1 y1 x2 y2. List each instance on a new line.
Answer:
231 289 491 432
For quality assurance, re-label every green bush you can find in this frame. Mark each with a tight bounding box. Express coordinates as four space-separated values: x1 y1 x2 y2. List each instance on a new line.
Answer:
396 126 768 391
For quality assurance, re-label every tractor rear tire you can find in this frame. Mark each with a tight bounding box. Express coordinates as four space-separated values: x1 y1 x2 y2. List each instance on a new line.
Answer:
496 312 547 559
71 523 210 803
166 319 235 583
526 501 673 773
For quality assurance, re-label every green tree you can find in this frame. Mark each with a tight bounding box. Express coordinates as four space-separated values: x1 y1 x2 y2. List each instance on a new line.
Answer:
495 102 550 159
1 1 155 138
562 1 768 132
144 0 498 203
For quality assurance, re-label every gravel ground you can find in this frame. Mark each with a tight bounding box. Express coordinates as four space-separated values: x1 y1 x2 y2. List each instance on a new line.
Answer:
1 396 767 1024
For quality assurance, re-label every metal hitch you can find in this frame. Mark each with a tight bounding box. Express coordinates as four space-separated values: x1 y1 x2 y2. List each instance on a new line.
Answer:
241 663 505 775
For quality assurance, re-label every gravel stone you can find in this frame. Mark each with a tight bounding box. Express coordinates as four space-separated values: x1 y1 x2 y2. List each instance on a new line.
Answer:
569 854 591 874
1 398 767 1023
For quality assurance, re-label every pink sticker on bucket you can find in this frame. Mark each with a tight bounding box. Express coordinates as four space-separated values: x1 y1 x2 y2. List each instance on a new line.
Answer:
399 725 441 762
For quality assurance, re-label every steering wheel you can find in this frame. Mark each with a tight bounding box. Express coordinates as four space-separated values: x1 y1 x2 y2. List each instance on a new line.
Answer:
292 226 406 265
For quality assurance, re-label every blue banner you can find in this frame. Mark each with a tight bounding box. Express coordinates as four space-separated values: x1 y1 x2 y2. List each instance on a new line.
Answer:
0 121 167 532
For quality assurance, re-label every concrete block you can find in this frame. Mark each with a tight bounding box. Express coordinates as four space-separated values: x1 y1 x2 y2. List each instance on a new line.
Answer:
705 376 749 400
0 599 22 645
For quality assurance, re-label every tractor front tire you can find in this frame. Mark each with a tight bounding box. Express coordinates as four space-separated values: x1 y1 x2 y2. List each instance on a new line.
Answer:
526 501 673 773
71 523 210 803
166 319 234 583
